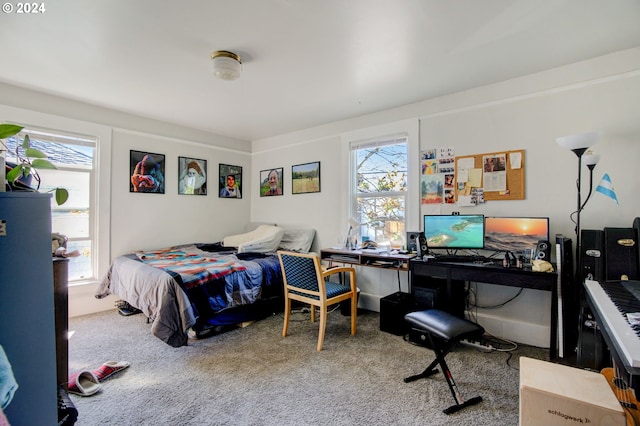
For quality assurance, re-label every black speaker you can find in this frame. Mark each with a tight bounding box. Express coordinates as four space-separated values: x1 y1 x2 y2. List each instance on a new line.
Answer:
580 229 604 283
534 240 551 261
604 227 639 280
380 292 415 336
418 234 428 257
406 231 422 254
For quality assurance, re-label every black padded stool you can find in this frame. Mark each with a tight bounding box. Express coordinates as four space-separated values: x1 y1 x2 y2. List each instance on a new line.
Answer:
404 309 484 414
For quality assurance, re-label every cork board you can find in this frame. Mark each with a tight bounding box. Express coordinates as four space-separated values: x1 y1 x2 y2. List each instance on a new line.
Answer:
455 149 525 201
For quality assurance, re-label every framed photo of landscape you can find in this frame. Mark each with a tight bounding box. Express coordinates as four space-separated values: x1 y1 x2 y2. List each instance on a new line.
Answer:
292 161 320 194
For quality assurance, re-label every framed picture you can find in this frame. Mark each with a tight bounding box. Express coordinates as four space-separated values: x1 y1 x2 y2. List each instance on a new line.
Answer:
292 161 321 194
260 168 283 197
130 150 165 193
219 163 243 198
178 157 207 195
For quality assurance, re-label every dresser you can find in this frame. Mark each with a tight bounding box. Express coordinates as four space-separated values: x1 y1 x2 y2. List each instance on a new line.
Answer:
0 192 57 426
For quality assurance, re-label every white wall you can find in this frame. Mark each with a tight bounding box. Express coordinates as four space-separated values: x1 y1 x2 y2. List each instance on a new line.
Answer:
2 47 638 346
250 47 640 347
0 88 254 316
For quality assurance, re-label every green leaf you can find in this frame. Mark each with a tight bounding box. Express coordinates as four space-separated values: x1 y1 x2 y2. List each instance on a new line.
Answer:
54 188 69 205
21 134 30 149
31 158 57 169
6 164 24 182
0 124 24 139
25 147 47 158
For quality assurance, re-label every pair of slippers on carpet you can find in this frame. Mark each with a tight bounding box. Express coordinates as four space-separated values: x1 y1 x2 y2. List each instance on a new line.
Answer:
67 361 129 396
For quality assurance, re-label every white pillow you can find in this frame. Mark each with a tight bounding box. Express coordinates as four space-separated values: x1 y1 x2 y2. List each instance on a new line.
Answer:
278 228 315 253
223 225 285 253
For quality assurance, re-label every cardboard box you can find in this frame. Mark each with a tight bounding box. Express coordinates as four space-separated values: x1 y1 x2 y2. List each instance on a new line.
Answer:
519 357 625 426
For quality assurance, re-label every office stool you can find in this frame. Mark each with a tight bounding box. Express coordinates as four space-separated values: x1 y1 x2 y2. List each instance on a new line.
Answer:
404 309 484 414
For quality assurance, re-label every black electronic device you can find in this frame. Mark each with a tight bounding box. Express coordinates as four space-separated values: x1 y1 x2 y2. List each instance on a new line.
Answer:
380 292 415 336
534 240 551 261
484 216 549 253
418 234 428 257
555 234 577 358
406 231 422 254
423 214 484 250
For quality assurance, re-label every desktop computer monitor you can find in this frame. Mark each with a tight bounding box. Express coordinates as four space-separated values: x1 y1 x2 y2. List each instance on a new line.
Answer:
484 216 550 253
423 214 485 250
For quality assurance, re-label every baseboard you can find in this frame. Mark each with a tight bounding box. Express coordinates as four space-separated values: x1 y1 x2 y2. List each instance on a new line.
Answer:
69 282 116 317
358 292 382 312
473 312 550 348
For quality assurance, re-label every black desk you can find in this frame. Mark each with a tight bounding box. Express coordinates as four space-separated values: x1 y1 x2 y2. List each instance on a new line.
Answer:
410 259 558 359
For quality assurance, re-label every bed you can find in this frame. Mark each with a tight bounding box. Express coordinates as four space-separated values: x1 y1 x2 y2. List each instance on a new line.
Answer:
95 225 315 347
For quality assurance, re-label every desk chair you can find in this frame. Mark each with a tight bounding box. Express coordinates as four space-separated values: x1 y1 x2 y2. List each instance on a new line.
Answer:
277 251 357 351
404 309 484 414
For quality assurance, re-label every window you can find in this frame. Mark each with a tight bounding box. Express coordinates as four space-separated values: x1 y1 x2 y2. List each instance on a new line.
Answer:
350 137 408 247
5 129 97 282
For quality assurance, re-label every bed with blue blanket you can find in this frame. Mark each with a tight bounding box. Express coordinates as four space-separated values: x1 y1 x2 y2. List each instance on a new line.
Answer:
96 245 285 347
96 227 315 347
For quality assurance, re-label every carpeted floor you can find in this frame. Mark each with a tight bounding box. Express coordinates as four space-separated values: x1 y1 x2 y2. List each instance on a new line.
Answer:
67 308 548 425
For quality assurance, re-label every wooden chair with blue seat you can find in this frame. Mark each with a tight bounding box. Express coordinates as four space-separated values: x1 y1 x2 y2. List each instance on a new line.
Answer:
404 309 485 414
277 250 357 351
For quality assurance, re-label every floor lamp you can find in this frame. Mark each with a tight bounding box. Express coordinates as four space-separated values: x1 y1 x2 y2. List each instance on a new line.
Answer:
556 131 600 289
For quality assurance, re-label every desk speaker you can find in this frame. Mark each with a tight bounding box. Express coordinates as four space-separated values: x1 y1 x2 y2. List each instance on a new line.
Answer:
534 240 551 261
406 231 422 254
418 234 428 257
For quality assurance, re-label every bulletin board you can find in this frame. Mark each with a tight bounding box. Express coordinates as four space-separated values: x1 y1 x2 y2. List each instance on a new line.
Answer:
455 149 525 201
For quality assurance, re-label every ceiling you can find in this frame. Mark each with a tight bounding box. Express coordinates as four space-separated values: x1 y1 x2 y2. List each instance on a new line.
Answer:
1 0 640 142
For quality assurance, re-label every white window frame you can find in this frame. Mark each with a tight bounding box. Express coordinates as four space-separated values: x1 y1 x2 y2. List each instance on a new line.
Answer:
342 119 420 241
1 106 112 286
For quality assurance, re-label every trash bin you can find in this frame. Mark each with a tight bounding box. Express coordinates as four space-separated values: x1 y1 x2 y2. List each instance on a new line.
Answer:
340 287 360 316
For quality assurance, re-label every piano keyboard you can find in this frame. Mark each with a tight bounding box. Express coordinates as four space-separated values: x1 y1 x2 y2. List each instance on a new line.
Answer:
584 279 640 368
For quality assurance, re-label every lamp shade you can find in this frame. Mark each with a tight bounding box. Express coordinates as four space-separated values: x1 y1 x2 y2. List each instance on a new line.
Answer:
556 131 600 151
211 50 242 81
583 151 600 167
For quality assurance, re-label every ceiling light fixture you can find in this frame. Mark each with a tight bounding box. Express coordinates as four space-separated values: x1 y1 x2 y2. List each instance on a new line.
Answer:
211 50 242 81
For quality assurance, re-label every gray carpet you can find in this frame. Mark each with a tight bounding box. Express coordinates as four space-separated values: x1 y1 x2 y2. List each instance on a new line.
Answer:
68 308 548 425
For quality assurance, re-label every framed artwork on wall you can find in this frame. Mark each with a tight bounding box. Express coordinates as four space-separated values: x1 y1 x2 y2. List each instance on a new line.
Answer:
260 168 283 197
219 163 243 198
130 150 165 193
178 156 207 195
292 161 320 194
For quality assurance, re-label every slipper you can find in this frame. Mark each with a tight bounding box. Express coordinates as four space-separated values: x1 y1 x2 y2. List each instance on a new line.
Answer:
67 370 101 396
93 361 130 382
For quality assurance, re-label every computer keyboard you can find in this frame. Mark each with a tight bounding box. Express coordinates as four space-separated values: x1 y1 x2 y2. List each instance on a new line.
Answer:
432 255 492 264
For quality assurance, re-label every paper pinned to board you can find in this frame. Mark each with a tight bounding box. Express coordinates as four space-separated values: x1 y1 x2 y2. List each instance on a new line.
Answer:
510 152 522 169
468 168 482 187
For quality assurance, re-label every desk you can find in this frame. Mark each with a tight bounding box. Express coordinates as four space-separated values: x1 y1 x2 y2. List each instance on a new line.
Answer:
410 259 558 359
320 248 415 292
320 247 415 269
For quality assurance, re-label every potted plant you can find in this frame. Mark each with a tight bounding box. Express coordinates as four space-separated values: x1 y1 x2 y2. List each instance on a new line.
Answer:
0 123 68 205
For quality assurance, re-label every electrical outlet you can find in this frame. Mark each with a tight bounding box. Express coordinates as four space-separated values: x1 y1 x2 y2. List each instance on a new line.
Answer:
0 220 6 237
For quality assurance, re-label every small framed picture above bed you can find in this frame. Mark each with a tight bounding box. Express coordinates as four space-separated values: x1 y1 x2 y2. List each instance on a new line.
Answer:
260 168 283 197
130 150 166 194
219 163 242 199
292 161 321 194
178 157 207 195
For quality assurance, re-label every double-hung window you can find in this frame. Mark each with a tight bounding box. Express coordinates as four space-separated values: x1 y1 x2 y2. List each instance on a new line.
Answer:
350 136 408 247
6 128 97 282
